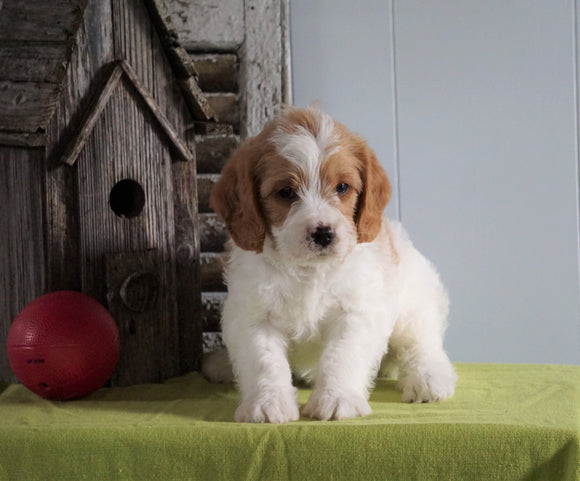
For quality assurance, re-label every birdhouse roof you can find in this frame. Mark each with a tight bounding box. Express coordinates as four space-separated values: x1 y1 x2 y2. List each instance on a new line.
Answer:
0 0 214 139
60 60 195 166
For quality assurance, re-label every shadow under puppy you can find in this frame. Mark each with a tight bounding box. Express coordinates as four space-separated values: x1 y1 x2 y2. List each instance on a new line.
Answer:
204 107 456 423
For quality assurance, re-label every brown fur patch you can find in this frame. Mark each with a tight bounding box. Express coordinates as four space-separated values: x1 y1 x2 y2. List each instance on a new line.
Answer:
320 151 363 228
209 132 271 252
258 155 305 228
334 123 392 243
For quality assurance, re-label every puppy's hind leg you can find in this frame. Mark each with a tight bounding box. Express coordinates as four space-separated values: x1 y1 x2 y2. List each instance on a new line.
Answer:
389 312 456 403
202 349 234 384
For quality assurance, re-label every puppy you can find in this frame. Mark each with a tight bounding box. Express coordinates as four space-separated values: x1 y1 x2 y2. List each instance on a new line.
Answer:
207 107 456 423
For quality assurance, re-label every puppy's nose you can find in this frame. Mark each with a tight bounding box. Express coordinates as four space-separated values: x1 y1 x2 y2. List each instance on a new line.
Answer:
311 225 335 247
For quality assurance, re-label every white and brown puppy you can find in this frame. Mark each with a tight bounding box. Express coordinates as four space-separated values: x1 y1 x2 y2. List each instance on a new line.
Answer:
207 107 456 423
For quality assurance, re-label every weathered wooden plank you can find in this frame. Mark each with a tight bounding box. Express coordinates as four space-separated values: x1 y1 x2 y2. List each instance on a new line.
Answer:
239 0 287 137
144 0 216 121
0 42 70 83
111 0 214 126
44 0 113 293
172 131 202 373
200 213 228 252
200 253 226 292
166 0 245 51
0 0 88 43
0 132 47 148
59 63 124 166
105 249 179 386
201 291 226 331
197 173 220 213
195 134 239 174
280 0 292 106
119 61 194 161
190 54 238 93
177 76 217 121
44 161 82 293
205 93 239 130
193 122 233 136
0 146 45 383
0 81 61 133
144 0 198 79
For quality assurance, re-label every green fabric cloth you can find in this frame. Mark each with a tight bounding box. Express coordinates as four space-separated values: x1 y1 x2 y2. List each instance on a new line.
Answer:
0 363 578 481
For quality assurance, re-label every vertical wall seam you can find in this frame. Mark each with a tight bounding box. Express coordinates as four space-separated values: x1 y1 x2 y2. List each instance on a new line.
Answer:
389 0 402 221
573 0 580 349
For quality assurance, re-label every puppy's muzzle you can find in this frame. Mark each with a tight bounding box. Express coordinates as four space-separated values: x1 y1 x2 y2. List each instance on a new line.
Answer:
311 225 335 248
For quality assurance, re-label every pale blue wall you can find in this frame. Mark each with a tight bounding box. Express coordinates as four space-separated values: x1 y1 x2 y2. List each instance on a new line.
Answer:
290 0 580 364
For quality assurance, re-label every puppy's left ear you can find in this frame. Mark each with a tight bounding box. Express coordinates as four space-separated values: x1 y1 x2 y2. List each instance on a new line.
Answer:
354 141 391 243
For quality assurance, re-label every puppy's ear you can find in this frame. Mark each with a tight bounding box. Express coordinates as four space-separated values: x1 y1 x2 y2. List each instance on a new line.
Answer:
209 139 266 252
354 140 391 243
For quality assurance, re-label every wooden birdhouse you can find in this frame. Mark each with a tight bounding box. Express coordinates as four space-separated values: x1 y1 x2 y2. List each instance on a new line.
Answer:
0 0 217 385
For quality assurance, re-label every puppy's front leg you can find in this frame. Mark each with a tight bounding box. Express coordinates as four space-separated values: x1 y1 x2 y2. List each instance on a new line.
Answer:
303 319 386 421
224 319 299 424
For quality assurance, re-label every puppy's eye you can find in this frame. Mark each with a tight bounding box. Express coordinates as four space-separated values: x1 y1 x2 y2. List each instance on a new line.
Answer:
278 187 297 201
336 183 350 195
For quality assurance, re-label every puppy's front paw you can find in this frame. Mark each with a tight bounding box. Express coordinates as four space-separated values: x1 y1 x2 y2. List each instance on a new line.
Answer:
303 390 371 420
398 363 457 403
235 389 299 424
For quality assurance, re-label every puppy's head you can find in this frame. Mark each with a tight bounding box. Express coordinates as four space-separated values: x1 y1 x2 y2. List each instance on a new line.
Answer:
210 108 391 262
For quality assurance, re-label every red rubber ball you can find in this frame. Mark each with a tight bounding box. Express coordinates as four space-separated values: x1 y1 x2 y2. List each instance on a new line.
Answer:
6 291 120 401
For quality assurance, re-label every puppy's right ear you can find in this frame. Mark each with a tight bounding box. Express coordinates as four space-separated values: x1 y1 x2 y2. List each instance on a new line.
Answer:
209 138 267 253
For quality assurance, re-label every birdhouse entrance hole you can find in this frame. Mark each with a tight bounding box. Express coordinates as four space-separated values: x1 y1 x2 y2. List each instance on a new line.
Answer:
109 179 145 218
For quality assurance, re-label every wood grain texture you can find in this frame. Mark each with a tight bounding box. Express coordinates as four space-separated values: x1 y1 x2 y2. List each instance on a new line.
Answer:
0 0 87 43
111 0 199 129
0 0 89 133
0 43 70 83
76 78 175 303
190 54 238 93
165 0 245 51
60 61 194 166
280 0 292 105
76 78 181 384
144 0 216 121
119 61 194 162
105 249 179 386
59 63 124 166
195 134 239 174
0 147 45 382
0 81 62 133
193 122 234 136
177 76 217 122
205 93 239 130
144 0 199 79
0 132 47 148
44 0 114 293
239 0 285 138
172 126 202 373
44 161 82 293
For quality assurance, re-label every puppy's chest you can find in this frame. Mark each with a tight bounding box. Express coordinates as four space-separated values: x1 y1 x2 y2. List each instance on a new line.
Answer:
265 276 337 339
